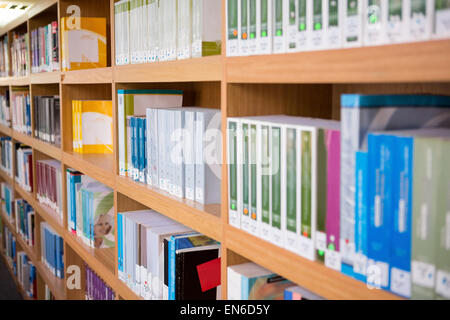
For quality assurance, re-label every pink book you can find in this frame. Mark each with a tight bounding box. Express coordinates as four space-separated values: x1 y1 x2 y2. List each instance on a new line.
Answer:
325 130 340 252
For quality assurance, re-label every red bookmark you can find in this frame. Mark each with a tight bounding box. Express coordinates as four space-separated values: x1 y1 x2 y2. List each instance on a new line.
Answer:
196 257 221 292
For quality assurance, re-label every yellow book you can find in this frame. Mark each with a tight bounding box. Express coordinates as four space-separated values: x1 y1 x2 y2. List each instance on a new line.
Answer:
77 100 82 153
79 100 113 154
72 100 77 152
61 17 107 71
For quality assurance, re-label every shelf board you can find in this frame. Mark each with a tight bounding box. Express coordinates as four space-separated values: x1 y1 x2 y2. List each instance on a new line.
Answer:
30 71 61 84
0 77 11 86
0 123 12 136
12 130 34 146
0 169 14 188
61 67 113 84
116 176 222 242
32 139 62 161
63 152 115 188
9 76 30 86
114 55 223 83
224 225 402 300
226 40 450 84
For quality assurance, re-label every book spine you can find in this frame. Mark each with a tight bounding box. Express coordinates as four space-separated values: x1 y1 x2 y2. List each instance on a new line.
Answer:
315 128 327 263
228 119 240 228
241 122 250 232
260 124 271 240
249 123 258 235
195 111 205 203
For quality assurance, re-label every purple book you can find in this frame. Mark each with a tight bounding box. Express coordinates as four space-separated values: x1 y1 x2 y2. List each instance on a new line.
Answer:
325 130 340 252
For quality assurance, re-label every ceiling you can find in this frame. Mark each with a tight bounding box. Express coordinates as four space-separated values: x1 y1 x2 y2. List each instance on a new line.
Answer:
0 1 35 29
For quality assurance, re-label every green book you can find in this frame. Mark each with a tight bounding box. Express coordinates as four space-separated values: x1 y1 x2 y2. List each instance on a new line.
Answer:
261 125 271 239
315 128 327 263
271 126 282 245
411 137 442 299
435 138 450 299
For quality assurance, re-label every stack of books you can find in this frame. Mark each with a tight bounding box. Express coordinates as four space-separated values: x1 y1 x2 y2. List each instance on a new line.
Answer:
36 160 63 222
66 169 114 249
114 0 222 65
0 89 10 127
14 199 35 247
117 209 221 300
60 17 107 71
0 35 9 77
17 251 37 299
85 264 116 300
71 100 113 154
11 87 31 135
30 21 59 73
0 137 13 177
40 222 64 279
33 96 61 146
227 115 340 265
15 144 33 192
226 0 450 57
10 31 28 76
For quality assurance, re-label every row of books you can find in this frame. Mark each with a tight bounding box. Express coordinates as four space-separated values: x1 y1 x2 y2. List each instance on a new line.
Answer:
17 251 37 299
30 21 59 74
11 87 31 135
36 160 63 224
34 96 61 146
227 115 341 265
3 226 17 275
340 94 450 299
15 144 33 193
0 35 9 77
114 0 221 66
0 137 13 177
117 209 221 300
14 199 35 248
66 170 115 249
60 17 108 72
40 222 64 279
0 90 9 127
226 0 450 57
1 182 13 223
71 100 113 154
228 262 324 300
85 264 116 300
10 31 28 77
118 89 221 205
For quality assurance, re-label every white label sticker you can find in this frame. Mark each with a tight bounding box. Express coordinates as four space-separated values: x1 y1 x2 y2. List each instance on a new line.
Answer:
436 270 450 299
315 231 327 252
412 261 435 288
299 237 315 261
390 267 411 298
353 253 368 276
325 250 341 271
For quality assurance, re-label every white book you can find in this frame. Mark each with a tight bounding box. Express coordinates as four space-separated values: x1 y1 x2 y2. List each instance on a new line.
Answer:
343 0 363 47
194 109 222 204
309 0 328 50
177 0 192 60
386 0 408 43
227 0 240 56
297 0 311 51
239 0 250 55
247 0 258 55
167 0 177 61
364 0 388 46
192 0 222 58
227 118 241 229
114 1 122 65
184 110 196 201
258 0 273 54
239 120 251 234
148 0 159 62
273 0 287 53
157 109 167 191
285 0 300 52
433 0 450 39
326 0 344 49
407 0 433 42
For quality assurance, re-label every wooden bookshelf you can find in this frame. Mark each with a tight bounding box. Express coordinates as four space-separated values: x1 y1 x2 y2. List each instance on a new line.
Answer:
0 0 448 301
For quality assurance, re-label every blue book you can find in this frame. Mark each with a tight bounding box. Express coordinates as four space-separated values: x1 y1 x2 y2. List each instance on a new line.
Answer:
389 135 414 298
55 233 60 278
66 171 72 231
117 213 123 276
138 117 145 183
367 133 394 290
131 116 138 181
143 119 147 183
82 189 87 244
59 236 64 278
89 190 94 247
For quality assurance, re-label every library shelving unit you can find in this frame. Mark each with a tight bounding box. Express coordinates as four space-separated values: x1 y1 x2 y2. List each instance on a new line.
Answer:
0 0 448 300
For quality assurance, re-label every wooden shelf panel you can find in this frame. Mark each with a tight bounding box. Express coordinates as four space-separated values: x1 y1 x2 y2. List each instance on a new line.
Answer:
0 123 12 136
114 55 223 83
9 76 30 86
116 176 222 242
62 152 115 188
12 130 34 146
32 139 62 161
224 225 401 300
0 169 14 188
0 77 12 86
30 71 61 84
62 67 113 84
226 40 450 84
